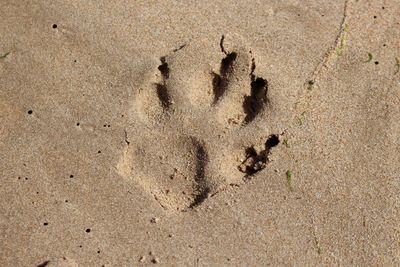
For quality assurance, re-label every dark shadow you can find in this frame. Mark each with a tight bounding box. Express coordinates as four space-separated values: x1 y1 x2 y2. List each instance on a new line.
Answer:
265 134 279 149
239 134 279 176
156 83 171 109
212 52 237 104
155 57 171 109
220 52 237 77
243 77 268 124
158 57 169 79
188 139 210 209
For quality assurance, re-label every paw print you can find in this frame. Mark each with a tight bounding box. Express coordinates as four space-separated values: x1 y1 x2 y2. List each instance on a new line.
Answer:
118 35 281 211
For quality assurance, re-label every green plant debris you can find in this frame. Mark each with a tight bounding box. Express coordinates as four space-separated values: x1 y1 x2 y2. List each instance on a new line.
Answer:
335 38 346 56
335 24 348 56
297 112 306 126
286 170 293 191
0 52 10 59
283 138 290 148
395 57 400 74
365 52 373 63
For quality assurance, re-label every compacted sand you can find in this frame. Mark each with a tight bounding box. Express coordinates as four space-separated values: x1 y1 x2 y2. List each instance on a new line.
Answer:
1 0 399 266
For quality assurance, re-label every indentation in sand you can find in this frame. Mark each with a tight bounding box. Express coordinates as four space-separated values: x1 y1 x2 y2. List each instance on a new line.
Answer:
118 35 281 212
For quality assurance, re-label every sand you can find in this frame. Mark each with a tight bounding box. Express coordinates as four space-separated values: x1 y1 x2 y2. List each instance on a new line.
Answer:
0 0 399 266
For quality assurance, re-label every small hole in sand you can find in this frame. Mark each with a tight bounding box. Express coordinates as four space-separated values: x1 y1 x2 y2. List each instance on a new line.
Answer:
27 110 33 114
375 61 379 65
86 228 91 233
70 175 74 178
43 222 49 226
52 24 57 29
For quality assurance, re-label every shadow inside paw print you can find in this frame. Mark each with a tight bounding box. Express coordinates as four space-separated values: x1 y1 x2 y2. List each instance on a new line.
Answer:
118 35 281 212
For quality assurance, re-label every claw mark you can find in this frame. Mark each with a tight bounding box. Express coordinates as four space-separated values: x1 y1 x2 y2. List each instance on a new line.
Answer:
239 134 279 177
155 57 172 109
172 44 187 53
250 57 256 75
220 35 226 54
212 51 237 103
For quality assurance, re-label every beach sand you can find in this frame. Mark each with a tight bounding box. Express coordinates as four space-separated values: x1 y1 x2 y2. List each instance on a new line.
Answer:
1 0 399 265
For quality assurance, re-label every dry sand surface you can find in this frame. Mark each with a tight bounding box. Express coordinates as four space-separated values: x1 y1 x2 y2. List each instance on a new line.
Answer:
1 0 399 266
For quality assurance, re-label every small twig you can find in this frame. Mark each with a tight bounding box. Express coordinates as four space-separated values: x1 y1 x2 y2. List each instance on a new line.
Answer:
0 51 10 59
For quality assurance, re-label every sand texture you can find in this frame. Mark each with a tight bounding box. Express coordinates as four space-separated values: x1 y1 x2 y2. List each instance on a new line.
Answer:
1 0 399 266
